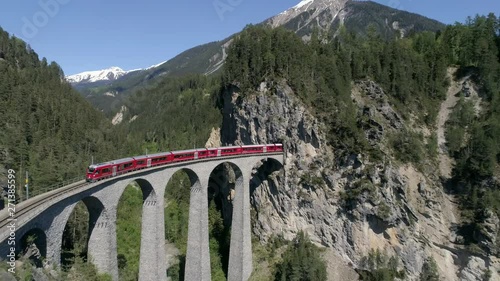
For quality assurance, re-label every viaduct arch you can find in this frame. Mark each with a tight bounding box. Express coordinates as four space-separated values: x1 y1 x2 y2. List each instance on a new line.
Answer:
0 152 283 281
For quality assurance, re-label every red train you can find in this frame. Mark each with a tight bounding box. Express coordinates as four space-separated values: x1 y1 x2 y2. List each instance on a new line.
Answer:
86 144 283 182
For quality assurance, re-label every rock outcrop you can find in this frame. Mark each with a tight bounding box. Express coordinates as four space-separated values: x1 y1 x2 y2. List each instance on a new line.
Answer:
219 80 500 280
205 127 222 148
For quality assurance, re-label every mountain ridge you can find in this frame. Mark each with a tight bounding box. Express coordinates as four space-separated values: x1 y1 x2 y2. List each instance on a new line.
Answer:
66 60 170 84
67 66 132 84
269 0 349 28
70 0 445 115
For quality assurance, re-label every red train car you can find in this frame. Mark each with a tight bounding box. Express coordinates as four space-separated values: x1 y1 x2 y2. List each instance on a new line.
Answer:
148 152 174 166
86 157 135 182
196 148 218 159
268 143 283 152
134 155 151 170
172 149 196 162
86 163 110 182
219 146 242 156
242 145 264 154
86 144 283 182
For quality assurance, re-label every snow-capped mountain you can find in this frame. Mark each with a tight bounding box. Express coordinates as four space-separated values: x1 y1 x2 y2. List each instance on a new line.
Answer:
72 0 443 116
66 60 170 84
66 66 131 84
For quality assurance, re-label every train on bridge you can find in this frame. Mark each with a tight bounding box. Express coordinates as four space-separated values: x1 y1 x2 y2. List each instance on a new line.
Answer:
86 144 283 182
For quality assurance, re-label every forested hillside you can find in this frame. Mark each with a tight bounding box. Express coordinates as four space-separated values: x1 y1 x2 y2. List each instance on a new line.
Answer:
0 28 132 195
440 15 500 251
223 23 448 156
1 10 499 281
73 0 446 117
119 75 222 152
219 14 500 279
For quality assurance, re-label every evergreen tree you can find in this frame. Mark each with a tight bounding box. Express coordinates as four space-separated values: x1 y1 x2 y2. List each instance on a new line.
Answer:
274 231 327 281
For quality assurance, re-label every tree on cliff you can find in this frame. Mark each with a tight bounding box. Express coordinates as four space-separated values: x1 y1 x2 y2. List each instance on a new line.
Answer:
274 231 327 281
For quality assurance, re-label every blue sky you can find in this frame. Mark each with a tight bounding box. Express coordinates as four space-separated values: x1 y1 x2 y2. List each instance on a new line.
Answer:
0 0 498 75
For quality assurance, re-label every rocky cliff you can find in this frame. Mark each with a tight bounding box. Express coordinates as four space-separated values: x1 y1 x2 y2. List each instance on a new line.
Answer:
218 79 500 280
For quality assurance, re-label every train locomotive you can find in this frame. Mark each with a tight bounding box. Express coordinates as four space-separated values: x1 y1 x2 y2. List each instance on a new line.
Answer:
86 144 283 182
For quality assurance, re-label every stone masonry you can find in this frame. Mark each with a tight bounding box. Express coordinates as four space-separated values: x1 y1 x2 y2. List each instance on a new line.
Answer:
0 154 283 281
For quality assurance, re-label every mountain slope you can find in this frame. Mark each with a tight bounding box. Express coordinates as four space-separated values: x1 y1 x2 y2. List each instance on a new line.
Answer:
72 40 231 114
339 1 444 38
268 0 444 39
0 27 131 192
268 0 349 28
215 22 500 280
71 0 445 115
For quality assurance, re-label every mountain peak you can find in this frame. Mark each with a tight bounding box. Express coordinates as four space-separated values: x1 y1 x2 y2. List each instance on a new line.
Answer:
66 66 130 84
293 0 314 9
66 60 170 84
109 66 124 72
270 0 349 28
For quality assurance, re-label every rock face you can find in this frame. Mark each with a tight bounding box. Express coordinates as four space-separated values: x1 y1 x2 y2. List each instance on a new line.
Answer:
111 105 128 125
267 0 349 29
205 127 222 148
219 80 500 280
475 209 500 256
355 81 404 130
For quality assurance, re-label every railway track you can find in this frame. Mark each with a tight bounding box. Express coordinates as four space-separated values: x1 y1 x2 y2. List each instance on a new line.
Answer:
0 181 89 241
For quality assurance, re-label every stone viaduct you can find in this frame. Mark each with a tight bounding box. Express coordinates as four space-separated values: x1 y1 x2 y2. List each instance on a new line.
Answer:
0 152 283 281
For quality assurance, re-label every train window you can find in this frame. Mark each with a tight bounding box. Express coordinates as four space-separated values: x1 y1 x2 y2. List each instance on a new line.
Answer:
175 154 189 158
152 157 164 162
102 168 110 173
88 167 95 172
137 160 145 165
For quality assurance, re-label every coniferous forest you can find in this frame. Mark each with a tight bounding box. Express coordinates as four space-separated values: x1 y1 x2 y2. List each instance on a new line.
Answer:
0 12 499 281
0 27 133 191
